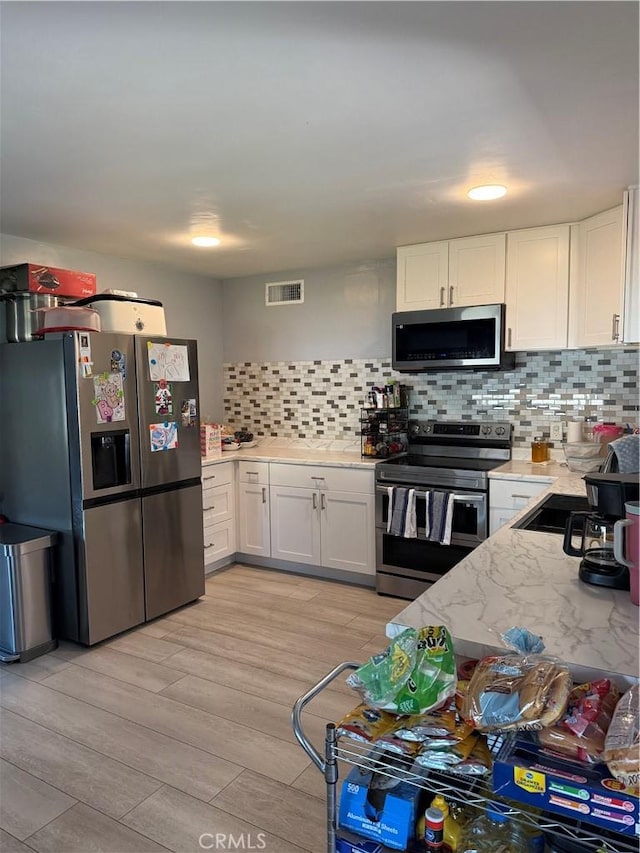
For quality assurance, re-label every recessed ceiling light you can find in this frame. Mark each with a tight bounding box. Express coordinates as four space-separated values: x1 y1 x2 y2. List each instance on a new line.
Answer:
191 236 220 247
467 184 507 201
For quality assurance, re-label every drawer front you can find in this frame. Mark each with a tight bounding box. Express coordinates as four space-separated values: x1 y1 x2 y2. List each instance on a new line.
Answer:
201 461 233 488
238 461 270 485
490 478 548 511
269 463 373 494
203 520 235 564
203 482 234 526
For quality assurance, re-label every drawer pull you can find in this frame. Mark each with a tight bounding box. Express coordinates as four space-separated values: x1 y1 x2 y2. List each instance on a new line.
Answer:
511 494 532 500
203 475 216 481
205 542 215 550
204 505 215 511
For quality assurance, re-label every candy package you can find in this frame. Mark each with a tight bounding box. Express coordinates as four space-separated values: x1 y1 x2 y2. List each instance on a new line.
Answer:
537 679 621 763
336 704 399 743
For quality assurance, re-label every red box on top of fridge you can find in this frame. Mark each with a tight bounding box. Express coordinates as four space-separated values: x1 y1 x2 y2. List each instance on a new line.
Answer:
0 263 97 298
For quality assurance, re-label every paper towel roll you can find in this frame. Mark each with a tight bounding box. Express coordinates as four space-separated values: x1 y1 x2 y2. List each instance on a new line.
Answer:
567 421 584 443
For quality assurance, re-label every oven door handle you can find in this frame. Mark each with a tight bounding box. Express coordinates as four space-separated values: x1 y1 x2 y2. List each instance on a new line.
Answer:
376 485 485 504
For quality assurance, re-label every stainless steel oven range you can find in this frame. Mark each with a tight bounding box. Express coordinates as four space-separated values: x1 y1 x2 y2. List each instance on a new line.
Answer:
375 419 512 599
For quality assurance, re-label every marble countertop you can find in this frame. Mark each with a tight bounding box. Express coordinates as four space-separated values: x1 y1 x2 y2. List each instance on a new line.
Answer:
202 445 377 469
387 474 640 687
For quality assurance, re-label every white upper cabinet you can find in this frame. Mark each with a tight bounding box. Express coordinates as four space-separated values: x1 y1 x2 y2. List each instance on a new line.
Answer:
396 233 505 312
622 187 639 343
448 233 506 307
505 225 570 351
569 206 624 348
396 241 449 311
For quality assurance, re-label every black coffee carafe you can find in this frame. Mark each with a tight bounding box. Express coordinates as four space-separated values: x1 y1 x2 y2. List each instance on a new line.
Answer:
563 472 640 589
563 511 629 588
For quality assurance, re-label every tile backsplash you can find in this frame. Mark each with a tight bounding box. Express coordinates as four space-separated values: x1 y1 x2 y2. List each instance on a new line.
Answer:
223 347 638 450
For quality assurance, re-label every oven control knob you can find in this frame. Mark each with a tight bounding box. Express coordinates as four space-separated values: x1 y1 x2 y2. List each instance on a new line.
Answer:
495 426 506 436
409 421 421 435
481 425 492 435
424 423 432 433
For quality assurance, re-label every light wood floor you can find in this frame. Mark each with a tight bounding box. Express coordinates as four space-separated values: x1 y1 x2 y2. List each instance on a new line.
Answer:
0 564 406 852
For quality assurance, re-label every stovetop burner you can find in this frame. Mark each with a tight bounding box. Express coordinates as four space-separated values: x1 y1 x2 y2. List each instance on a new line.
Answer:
383 454 506 473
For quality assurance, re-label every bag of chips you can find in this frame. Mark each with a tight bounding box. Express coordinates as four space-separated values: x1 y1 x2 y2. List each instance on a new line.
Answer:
335 704 398 743
346 626 457 715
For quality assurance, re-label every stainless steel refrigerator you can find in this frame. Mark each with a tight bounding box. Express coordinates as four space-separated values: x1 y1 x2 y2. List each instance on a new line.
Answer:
0 332 205 644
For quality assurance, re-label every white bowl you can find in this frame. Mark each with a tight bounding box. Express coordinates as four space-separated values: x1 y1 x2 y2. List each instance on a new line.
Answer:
565 456 603 473
563 442 604 459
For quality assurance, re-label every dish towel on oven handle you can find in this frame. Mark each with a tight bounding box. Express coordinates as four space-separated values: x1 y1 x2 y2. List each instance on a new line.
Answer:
424 490 454 545
387 487 417 538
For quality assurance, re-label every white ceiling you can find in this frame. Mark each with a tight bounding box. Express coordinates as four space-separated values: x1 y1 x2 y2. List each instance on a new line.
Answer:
1 1 638 280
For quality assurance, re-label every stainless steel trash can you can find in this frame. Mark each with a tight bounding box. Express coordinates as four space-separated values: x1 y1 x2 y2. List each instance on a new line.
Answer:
0 524 58 663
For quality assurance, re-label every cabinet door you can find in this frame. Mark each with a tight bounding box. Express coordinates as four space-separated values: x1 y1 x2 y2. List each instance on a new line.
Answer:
320 490 375 575
569 206 624 348
202 482 234 527
622 187 639 343
204 520 236 565
269 485 321 566
448 233 506 306
489 507 518 536
396 242 449 311
505 225 570 350
237 482 270 558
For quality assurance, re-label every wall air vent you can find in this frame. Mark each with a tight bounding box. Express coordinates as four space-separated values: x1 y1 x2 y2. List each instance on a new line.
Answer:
265 279 304 306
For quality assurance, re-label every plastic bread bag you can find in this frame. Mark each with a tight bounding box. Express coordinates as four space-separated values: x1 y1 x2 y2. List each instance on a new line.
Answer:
537 679 621 763
335 704 399 743
460 654 572 733
603 683 639 786
346 626 457 715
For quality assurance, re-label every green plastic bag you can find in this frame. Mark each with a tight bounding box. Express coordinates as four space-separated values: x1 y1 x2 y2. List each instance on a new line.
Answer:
347 626 456 715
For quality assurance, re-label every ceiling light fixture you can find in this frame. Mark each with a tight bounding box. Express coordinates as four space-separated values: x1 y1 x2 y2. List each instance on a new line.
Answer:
191 236 220 248
467 184 507 201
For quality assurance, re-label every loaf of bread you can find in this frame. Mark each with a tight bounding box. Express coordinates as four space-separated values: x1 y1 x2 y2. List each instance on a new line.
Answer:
538 679 621 763
603 684 639 786
461 655 571 733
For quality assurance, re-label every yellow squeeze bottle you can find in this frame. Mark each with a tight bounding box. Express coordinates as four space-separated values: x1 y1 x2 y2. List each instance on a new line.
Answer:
431 795 462 852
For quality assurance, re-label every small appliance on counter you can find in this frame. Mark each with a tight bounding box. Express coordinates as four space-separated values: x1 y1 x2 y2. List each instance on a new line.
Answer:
0 262 97 342
563 471 640 590
73 293 166 335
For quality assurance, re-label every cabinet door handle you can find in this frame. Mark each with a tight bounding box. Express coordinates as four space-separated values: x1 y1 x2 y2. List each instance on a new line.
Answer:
439 286 445 307
449 285 454 305
321 494 326 511
612 313 620 341
312 492 318 510
507 327 512 348
262 487 266 504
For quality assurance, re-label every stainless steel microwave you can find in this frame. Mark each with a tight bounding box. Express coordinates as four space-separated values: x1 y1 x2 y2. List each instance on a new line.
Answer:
392 303 515 372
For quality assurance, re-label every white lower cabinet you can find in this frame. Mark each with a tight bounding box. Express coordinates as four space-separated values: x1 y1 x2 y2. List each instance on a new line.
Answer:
237 461 271 558
202 461 236 567
489 477 550 535
269 463 375 576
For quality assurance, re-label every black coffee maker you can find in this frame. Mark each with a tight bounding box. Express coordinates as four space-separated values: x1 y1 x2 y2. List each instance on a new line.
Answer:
563 472 640 589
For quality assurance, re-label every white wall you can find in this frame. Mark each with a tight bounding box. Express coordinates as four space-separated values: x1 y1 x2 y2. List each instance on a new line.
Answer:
0 234 224 419
221 257 396 362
